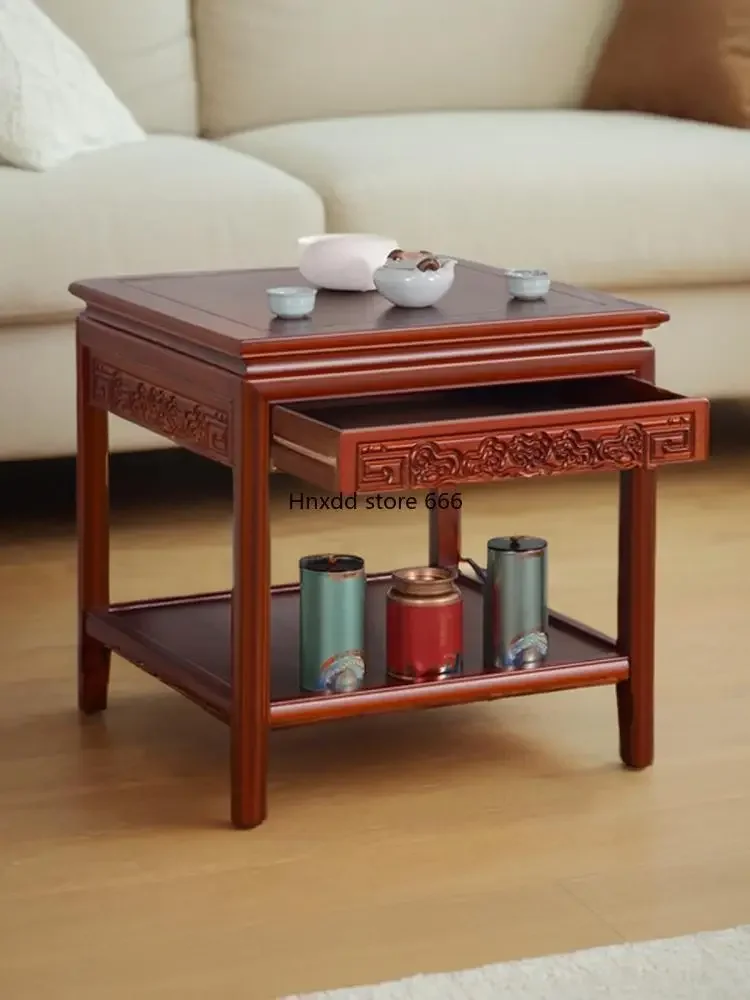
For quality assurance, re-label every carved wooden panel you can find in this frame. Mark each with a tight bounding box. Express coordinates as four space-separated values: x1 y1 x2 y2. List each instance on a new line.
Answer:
356 414 695 491
90 359 231 464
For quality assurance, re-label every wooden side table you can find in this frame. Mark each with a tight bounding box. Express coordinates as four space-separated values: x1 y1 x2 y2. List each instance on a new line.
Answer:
71 262 709 829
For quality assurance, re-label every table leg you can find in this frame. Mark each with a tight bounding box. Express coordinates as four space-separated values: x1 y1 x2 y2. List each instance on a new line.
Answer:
76 336 111 714
230 384 271 829
428 503 461 569
616 465 657 768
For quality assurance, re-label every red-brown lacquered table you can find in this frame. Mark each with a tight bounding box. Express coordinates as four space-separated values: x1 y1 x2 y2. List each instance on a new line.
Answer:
71 261 709 829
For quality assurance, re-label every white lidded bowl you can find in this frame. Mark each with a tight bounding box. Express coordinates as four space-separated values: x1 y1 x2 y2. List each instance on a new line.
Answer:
298 233 398 291
373 257 457 308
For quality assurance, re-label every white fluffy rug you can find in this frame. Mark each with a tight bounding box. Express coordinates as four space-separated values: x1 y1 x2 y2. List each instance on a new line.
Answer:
287 925 750 999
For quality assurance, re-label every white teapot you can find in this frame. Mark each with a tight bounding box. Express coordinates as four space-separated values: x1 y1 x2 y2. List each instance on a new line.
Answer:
373 250 457 308
298 233 398 292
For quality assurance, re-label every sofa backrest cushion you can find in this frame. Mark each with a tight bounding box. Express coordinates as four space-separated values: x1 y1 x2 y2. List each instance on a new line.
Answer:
194 0 621 137
37 0 197 133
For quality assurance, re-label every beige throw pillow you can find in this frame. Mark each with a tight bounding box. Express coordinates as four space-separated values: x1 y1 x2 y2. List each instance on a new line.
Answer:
0 0 146 171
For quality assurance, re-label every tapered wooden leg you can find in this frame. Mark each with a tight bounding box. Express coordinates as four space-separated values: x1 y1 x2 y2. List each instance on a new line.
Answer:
76 335 111 714
616 466 657 768
230 384 270 829
428 501 461 569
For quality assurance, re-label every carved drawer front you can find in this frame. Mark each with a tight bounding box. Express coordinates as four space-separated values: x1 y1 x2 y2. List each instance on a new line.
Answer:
270 376 709 494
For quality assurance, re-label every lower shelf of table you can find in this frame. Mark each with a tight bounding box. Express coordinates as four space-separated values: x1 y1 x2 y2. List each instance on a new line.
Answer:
85 574 628 728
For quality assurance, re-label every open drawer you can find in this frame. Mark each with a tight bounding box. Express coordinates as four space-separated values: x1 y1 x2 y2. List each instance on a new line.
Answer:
270 376 709 494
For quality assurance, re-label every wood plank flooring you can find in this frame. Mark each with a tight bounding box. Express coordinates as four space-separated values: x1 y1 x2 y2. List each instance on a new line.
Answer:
0 436 748 999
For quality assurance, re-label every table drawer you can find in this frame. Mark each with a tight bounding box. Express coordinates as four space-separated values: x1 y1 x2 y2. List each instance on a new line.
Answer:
270 376 709 494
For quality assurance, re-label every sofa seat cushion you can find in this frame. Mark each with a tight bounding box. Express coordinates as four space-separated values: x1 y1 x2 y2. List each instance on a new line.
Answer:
225 109 750 290
0 135 324 323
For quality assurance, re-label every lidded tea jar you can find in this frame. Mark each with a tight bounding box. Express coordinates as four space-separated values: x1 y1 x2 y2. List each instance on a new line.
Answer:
482 536 549 670
386 566 463 682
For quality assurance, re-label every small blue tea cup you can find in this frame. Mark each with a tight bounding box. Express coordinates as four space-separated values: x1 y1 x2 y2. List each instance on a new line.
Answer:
267 286 317 319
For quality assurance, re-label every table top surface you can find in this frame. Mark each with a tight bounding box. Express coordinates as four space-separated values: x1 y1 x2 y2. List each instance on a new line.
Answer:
70 260 668 366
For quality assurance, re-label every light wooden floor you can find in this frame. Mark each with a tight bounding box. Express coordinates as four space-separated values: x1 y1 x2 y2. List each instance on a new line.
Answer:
1 445 749 999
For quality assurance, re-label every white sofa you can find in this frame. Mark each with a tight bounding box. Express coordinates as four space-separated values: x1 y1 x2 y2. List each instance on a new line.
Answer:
3 0 750 461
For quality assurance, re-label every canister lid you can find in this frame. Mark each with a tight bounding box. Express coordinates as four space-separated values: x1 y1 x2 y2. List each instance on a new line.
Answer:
300 554 364 573
487 536 547 553
391 565 457 597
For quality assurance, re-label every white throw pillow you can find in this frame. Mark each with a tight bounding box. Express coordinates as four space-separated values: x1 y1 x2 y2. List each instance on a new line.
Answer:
0 0 146 170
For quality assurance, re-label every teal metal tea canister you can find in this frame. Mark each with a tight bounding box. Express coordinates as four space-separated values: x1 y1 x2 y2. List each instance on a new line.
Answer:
299 554 366 693
483 536 549 669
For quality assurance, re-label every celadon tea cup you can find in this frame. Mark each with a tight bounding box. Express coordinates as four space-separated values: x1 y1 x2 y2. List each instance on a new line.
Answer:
267 286 317 319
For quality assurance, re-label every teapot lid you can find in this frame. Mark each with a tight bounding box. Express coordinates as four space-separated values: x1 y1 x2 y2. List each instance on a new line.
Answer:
385 249 442 271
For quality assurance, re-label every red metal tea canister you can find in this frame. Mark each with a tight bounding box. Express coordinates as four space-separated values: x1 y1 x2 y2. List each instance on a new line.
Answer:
386 567 463 682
